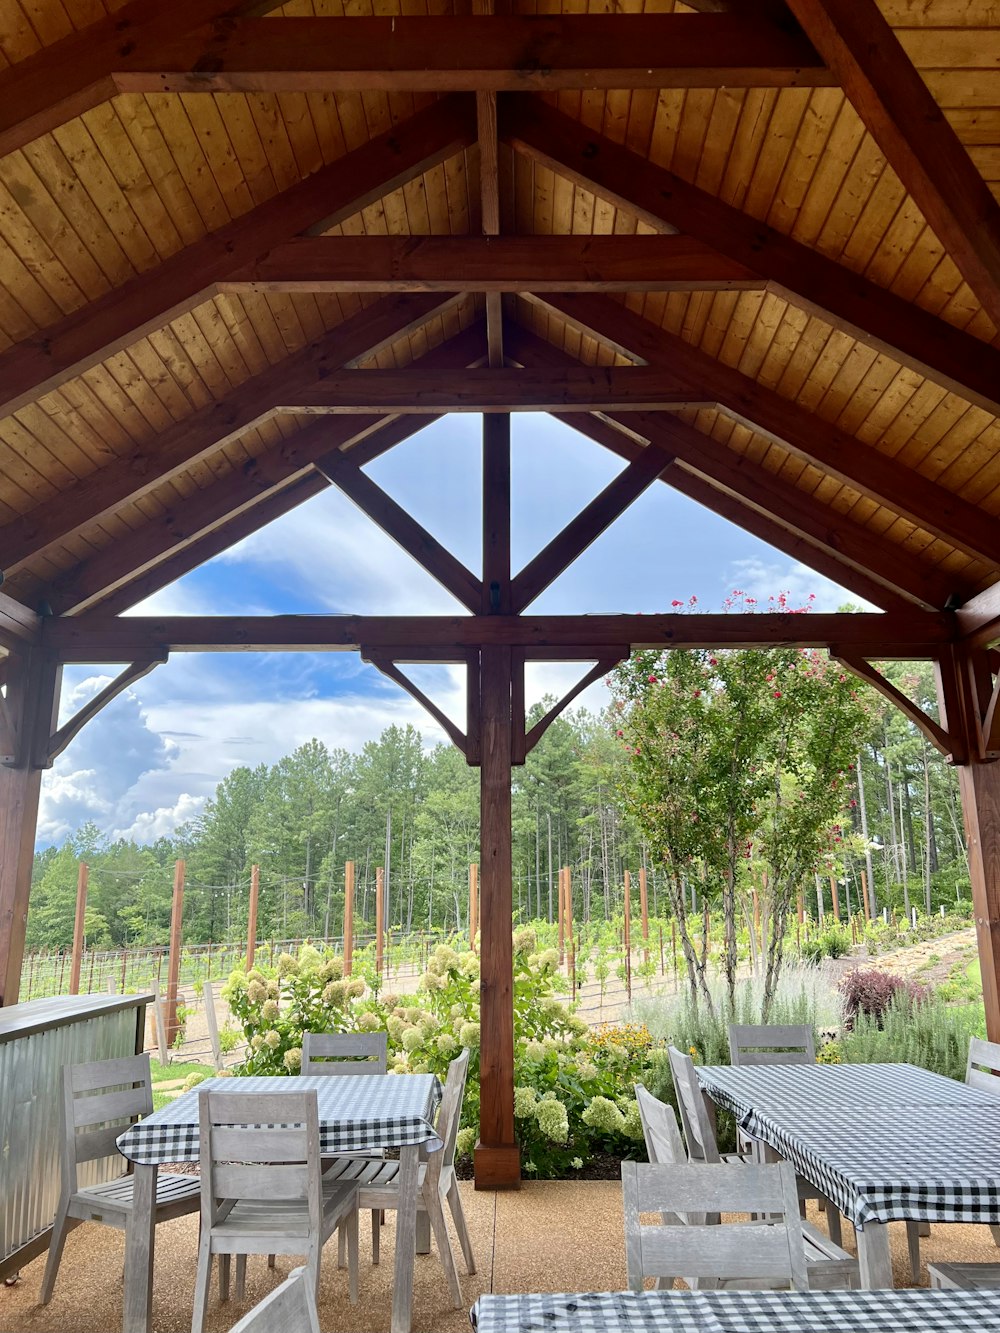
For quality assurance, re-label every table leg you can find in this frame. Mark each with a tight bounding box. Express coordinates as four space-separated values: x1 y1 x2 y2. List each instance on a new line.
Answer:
391 1145 420 1333
856 1220 893 1289
416 1209 431 1255
122 1164 157 1333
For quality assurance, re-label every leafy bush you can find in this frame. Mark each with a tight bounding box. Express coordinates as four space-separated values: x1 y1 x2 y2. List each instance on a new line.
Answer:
839 991 984 1080
801 926 852 963
839 968 927 1030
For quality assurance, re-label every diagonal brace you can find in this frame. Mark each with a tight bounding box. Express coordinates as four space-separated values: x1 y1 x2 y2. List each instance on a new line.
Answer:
833 652 951 759
524 655 626 756
47 657 166 766
365 653 467 757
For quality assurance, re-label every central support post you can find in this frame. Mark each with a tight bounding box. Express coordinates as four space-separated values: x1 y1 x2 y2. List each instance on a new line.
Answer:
475 412 521 1188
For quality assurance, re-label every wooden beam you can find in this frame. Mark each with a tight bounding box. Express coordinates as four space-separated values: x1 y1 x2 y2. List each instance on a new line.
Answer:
0 0 283 159
318 456 482 613
0 593 41 650
0 96 475 419
832 654 952 759
365 654 467 756
0 293 454 574
221 235 759 294
47 658 165 764
510 446 672 613
957 762 1000 1042
483 415 512 615
957 582 1000 652
505 323 960 612
524 657 625 755
111 16 833 94
41 612 952 660
472 0 504 371
283 366 706 413
535 292 1000 569
785 0 1000 334
501 98 1000 419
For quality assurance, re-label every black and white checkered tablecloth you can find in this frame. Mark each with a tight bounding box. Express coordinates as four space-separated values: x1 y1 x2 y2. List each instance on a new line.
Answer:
741 1105 1000 1228
469 1289 1000 1333
696 1062 993 1127
116 1073 443 1165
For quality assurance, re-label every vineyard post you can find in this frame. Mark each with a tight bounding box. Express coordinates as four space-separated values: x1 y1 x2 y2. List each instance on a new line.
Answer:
87 951 95 992
797 889 805 925
69 861 88 994
659 924 664 976
639 867 649 966
861 869 872 921
246 864 260 970
566 869 575 1000
469 863 479 951
623 869 632 1004
815 873 825 924
206 940 212 982
829 874 841 922
558 868 566 963
166 859 185 1046
671 919 677 976
375 867 385 977
58 953 66 992
343 861 355 977
120 948 127 992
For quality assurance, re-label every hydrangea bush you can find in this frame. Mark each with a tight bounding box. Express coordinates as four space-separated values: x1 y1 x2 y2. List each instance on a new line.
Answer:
224 931 655 1177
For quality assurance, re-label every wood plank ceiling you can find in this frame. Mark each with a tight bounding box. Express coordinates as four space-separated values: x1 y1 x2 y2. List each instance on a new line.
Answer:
1 0 1000 622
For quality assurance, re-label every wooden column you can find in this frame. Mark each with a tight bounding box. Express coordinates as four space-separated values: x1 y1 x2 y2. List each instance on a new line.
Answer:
69 862 88 994
469 862 479 949
0 650 61 1007
375 866 385 976
829 875 840 922
639 866 649 964
165 859 185 1045
246 863 259 971
343 860 355 976
959 762 1000 1041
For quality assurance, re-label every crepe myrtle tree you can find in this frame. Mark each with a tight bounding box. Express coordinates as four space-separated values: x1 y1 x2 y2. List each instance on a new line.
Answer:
610 593 873 1018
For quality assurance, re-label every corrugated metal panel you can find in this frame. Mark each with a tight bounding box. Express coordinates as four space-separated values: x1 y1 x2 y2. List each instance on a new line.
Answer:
0 1005 137 1264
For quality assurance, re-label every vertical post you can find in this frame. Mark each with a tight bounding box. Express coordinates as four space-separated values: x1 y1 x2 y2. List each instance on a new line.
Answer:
343 861 355 977
246 864 259 971
165 859 185 1046
69 862 88 995
639 866 649 965
815 872 825 924
375 867 385 977
797 890 805 925
557 867 566 962
829 874 841 922
469 863 479 950
958 763 1000 1041
565 869 575 1000
623 869 632 1003
0 650 61 1006
861 870 871 921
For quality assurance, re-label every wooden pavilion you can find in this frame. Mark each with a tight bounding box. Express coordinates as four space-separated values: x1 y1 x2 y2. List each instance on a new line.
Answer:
1 0 1000 1188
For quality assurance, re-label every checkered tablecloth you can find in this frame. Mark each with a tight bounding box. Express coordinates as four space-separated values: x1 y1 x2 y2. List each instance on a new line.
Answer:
696 1063 993 1129
469 1289 1000 1333
740 1105 1000 1228
117 1074 442 1166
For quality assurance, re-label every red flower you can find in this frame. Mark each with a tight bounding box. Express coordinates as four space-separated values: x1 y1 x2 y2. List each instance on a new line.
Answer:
773 690 782 698
671 599 683 607
616 729 623 737
709 657 718 666
693 689 701 698
648 674 658 683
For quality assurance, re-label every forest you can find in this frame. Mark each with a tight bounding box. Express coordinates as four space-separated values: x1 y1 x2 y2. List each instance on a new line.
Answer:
26 654 973 954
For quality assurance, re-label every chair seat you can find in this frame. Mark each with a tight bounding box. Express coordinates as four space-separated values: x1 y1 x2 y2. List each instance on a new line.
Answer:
211 1178 357 1251
929 1262 1000 1290
69 1170 200 1222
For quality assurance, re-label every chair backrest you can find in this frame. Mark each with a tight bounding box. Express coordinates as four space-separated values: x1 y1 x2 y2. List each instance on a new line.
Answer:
634 1084 686 1166
728 1024 815 1066
427 1048 471 1185
61 1052 154 1189
967 1037 1000 1096
198 1090 322 1237
621 1159 809 1293
666 1046 721 1164
301 1031 388 1076
225 1266 320 1333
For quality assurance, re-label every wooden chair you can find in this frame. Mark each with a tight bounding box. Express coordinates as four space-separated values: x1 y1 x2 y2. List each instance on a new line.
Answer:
967 1037 1000 1096
330 1049 474 1308
634 1084 686 1167
929 1262 1000 1290
728 1024 816 1066
40 1052 200 1306
623 1158 811 1293
224 1267 320 1333
192 1089 358 1333
664 1047 855 1286
302 1031 388 1076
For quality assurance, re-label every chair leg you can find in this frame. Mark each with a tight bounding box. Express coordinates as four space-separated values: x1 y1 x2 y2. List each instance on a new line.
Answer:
424 1195 463 1309
39 1203 72 1305
991 1224 1000 1248
235 1254 247 1301
219 1253 231 1303
905 1220 921 1283
372 1208 380 1266
825 1202 843 1249
267 1253 275 1270
191 1245 213 1333
337 1222 347 1270
446 1177 476 1275
347 1209 360 1305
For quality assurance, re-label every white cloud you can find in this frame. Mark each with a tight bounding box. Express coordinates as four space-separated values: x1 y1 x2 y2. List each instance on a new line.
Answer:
112 792 207 843
721 558 878 613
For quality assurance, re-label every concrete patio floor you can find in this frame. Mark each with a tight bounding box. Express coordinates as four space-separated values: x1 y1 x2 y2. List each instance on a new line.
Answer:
2 1183 999 1333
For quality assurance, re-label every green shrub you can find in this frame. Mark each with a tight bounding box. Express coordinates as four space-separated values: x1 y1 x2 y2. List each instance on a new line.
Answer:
839 992 984 1080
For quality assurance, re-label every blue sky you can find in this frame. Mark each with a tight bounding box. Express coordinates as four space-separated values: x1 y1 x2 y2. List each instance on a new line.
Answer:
38 414 866 847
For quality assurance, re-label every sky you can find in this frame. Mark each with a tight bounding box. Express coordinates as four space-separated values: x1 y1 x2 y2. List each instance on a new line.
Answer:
37 413 870 848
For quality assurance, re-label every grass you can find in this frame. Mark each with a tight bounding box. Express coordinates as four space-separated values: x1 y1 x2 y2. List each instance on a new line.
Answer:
150 1057 216 1110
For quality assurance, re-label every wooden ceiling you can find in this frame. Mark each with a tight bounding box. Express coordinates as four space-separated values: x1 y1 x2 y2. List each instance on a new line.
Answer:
3 0 1000 622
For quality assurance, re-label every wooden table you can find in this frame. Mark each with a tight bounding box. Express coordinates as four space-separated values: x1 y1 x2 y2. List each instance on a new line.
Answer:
116 1072 442 1333
696 1062 1000 1289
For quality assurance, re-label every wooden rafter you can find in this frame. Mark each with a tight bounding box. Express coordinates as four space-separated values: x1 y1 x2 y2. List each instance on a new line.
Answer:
510 446 672 614
523 657 626 755
0 594 41 651
103 16 832 95
957 583 1000 653
501 97 1000 419
365 654 467 756
47 658 166 765
40 612 952 660
785 0 1000 334
0 293 456 575
220 235 759 293
533 292 1000 569
832 653 952 759
0 97 475 420
473 0 504 368
506 324 958 612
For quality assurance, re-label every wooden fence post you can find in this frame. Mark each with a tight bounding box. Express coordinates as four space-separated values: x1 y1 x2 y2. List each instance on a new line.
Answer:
860 869 872 921
469 863 479 951
623 870 632 1003
69 861 88 995
165 859 185 1046
375 867 385 977
343 861 355 976
797 890 805 925
246 864 260 970
565 870 575 1000
558 868 566 963
639 867 649 965
203 980 223 1071
829 874 841 922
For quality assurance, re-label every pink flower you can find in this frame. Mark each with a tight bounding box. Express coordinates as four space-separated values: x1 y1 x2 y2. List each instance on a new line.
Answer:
709 657 718 665
671 599 683 607
648 674 658 683
773 691 782 698
616 729 623 737
693 689 701 698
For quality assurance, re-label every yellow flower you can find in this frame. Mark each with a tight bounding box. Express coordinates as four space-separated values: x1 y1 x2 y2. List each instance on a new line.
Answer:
689 1045 697 1056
